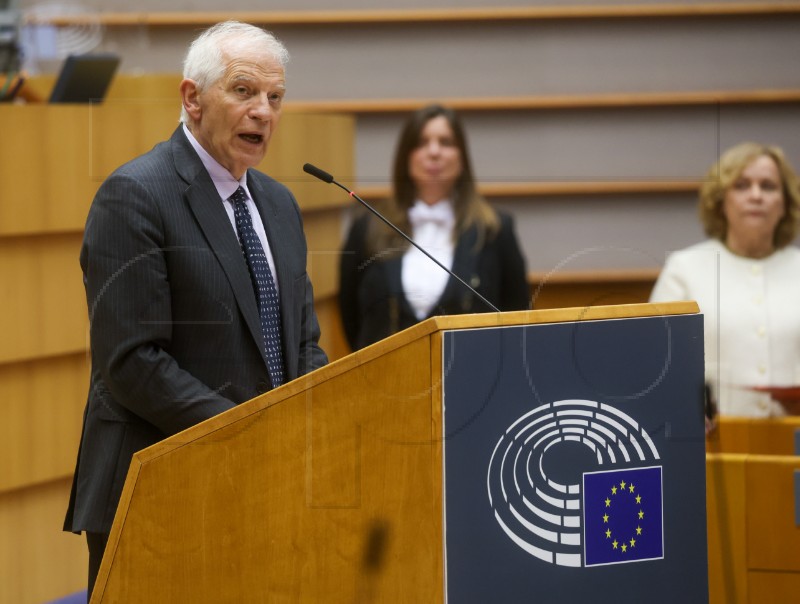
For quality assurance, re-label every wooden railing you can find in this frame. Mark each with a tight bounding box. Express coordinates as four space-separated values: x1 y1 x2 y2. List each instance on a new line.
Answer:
86 74 800 114
24 3 800 27
286 89 800 114
356 180 702 200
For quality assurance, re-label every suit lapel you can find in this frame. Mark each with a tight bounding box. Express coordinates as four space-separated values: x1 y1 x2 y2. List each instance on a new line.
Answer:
385 256 416 319
171 128 269 370
438 226 479 309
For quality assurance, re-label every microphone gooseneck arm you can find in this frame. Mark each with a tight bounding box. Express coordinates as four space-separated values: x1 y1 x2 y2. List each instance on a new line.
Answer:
303 163 500 313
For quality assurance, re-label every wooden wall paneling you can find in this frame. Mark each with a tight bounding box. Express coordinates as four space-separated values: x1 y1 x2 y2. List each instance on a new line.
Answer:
704 452 800 603
263 111 355 361
104 74 181 103
745 455 800 572
705 453 748 604
90 99 179 182
747 571 800 604
0 106 94 235
263 112 356 210
0 353 89 492
3 97 353 222
24 74 179 104
529 269 659 310
0 103 177 236
296 206 344 299
312 295 350 363
303 204 350 361
706 417 800 456
25 73 178 107
0 477 88 604
0 233 87 363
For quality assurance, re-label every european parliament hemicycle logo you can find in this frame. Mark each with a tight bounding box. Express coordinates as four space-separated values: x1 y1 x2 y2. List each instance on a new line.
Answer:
486 399 664 568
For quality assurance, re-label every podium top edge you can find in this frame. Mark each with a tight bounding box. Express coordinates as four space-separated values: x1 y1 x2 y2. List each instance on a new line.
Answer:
430 301 700 331
132 302 698 463
331 302 698 370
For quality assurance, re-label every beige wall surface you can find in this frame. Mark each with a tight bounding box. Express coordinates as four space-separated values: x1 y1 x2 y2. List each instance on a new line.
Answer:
13 5 797 269
22 18 799 97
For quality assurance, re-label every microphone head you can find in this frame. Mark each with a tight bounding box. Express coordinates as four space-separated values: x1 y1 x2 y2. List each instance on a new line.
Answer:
303 163 334 184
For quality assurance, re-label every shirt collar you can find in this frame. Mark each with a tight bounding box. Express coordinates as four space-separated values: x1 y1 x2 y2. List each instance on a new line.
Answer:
408 198 455 228
182 123 247 201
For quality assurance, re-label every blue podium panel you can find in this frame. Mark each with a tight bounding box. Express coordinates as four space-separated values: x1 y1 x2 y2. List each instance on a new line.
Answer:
442 313 707 603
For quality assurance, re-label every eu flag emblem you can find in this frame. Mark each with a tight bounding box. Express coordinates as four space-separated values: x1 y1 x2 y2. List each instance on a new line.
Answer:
583 466 663 566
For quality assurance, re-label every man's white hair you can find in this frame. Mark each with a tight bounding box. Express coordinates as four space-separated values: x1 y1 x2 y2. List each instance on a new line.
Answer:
180 21 289 123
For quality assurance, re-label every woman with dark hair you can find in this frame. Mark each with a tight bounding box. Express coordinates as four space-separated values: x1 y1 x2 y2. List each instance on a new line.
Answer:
650 141 800 418
339 104 529 351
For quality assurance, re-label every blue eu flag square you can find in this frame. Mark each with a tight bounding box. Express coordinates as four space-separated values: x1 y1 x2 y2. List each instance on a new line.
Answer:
583 466 664 567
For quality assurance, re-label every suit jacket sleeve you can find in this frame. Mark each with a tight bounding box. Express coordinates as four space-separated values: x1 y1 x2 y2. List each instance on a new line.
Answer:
496 212 531 311
82 172 236 436
338 213 370 352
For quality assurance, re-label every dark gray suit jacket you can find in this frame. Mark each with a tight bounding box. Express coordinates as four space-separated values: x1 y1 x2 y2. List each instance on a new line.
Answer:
65 127 328 534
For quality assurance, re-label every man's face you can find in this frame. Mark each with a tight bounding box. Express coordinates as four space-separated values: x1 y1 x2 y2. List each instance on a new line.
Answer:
184 46 285 179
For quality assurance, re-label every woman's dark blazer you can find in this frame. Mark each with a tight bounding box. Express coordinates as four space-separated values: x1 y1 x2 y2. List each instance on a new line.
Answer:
339 209 530 351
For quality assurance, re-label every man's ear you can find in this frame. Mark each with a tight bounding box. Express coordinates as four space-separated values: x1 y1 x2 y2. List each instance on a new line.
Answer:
180 79 202 122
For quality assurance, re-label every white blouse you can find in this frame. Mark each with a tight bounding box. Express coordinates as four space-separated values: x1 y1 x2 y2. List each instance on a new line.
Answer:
402 199 456 320
650 239 800 417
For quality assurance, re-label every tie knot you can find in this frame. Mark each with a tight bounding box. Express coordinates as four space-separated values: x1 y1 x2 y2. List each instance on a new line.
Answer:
229 186 248 207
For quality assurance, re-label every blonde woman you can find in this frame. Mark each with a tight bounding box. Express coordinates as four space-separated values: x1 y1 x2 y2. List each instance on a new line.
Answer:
651 142 800 418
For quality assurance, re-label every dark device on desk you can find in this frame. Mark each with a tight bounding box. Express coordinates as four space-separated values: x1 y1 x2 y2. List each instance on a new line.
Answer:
0 0 21 73
49 53 120 103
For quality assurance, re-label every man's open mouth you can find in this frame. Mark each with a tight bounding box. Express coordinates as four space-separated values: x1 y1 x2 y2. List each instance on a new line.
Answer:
240 133 264 144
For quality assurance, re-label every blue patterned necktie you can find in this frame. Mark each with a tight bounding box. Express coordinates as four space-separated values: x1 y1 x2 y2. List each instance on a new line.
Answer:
229 186 285 388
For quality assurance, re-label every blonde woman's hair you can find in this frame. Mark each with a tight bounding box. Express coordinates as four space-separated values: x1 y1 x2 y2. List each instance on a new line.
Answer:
699 142 800 249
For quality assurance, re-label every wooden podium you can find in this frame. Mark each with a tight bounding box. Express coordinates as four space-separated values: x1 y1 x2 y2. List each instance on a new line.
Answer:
92 301 706 603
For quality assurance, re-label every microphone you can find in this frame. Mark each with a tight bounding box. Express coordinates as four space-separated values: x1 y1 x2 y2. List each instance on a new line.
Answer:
303 163 334 184
303 163 500 313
